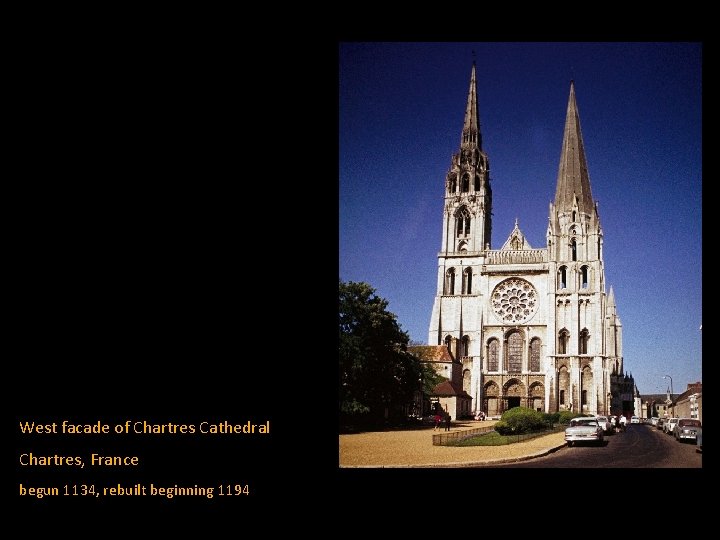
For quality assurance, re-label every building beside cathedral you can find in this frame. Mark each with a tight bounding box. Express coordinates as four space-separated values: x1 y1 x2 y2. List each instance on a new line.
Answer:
415 63 634 420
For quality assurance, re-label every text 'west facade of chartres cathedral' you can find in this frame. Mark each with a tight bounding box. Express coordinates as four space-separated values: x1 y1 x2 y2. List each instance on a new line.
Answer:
418 63 634 419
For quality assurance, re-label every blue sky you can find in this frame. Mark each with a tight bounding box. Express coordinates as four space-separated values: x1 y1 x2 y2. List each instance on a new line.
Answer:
339 42 702 397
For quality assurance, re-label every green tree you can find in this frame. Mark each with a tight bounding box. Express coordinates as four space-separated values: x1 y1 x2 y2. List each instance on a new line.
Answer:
339 281 422 423
419 361 445 396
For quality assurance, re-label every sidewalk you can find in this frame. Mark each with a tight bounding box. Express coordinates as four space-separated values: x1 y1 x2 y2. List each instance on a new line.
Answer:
340 420 567 468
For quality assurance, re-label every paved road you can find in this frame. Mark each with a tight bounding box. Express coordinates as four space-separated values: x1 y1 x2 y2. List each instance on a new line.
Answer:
478 423 701 468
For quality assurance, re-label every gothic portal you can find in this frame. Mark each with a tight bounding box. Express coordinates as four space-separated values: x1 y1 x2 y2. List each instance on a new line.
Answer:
427 63 626 417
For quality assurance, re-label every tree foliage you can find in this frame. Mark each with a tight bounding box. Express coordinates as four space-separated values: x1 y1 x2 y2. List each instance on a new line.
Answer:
419 361 445 396
339 281 422 422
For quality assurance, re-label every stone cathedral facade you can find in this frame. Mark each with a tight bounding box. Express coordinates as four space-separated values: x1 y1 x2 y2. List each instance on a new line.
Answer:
427 64 628 417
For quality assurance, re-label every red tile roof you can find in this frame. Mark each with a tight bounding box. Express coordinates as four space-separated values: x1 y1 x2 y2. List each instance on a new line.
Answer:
431 380 471 398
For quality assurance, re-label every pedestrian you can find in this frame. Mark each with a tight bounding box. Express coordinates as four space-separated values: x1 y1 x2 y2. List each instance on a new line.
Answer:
619 415 627 432
434 413 441 431
445 414 451 431
610 416 616 431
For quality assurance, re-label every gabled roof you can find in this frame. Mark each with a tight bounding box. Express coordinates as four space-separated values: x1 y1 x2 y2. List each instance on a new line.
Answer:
431 380 471 398
642 393 680 403
675 384 702 403
499 218 532 250
408 345 455 363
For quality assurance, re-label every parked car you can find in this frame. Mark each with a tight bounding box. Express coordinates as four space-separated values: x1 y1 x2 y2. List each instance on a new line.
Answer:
595 416 613 433
656 418 665 430
565 417 604 447
673 418 702 443
650 417 659 426
664 417 679 434
630 416 640 424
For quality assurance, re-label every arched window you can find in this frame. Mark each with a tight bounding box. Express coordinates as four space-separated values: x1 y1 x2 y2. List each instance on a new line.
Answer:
558 266 567 289
530 338 541 372
474 174 481 191
579 328 589 354
444 335 452 350
487 339 499 371
445 268 456 295
581 366 593 411
462 267 472 294
456 207 471 237
462 369 471 394
461 174 469 193
448 175 457 194
461 335 470 357
558 329 569 354
572 211 576 222
581 266 589 288
571 239 577 261
558 366 570 408
507 332 522 373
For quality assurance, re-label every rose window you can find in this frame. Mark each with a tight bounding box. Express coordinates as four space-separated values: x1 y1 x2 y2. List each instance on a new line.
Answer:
491 278 538 323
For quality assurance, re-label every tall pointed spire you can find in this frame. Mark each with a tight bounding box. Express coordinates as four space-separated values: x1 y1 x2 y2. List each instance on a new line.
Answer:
554 81 594 215
461 62 482 150
607 286 616 308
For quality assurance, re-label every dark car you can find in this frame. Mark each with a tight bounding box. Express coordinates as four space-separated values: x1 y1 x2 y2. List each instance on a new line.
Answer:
656 418 665 430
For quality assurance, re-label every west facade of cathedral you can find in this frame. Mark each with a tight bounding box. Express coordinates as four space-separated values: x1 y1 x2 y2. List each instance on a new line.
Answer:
424 64 631 418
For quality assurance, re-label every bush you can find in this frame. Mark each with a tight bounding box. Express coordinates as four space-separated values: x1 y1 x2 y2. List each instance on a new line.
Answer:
499 407 546 434
493 421 513 435
558 410 585 424
543 412 560 426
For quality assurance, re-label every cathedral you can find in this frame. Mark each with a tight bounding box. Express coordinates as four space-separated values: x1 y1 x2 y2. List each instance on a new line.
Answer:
424 63 632 418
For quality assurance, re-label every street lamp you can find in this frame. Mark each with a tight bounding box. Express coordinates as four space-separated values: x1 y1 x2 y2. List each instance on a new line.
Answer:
663 375 674 417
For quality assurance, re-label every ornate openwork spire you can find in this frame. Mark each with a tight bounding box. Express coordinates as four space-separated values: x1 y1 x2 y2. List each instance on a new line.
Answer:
461 62 482 150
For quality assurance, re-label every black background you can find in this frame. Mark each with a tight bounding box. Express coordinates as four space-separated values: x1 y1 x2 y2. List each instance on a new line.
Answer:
11 26 339 519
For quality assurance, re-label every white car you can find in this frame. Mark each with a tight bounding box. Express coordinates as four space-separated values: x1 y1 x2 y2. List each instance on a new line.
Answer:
630 416 639 424
664 417 679 434
594 416 612 433
565 417 604 447
673 418 701 443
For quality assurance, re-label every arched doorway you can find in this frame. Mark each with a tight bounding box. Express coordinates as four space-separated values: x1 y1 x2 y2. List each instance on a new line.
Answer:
529 382 545 412
503 379 525 412
484 381 499 416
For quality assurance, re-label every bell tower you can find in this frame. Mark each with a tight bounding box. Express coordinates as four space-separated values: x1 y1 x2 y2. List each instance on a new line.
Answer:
429 63 491 350
439 62 492 256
